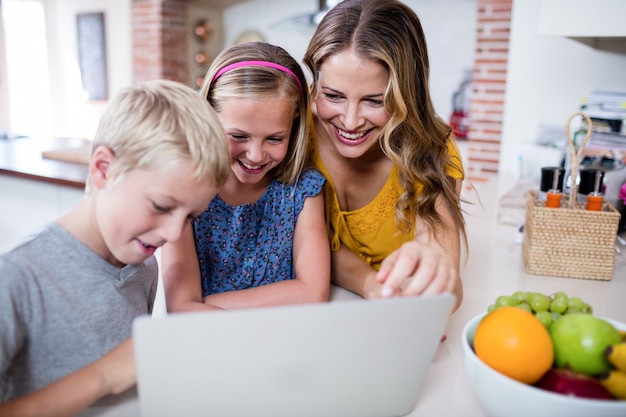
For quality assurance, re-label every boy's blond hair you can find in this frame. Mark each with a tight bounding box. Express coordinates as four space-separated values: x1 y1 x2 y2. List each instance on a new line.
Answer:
85 79 231 192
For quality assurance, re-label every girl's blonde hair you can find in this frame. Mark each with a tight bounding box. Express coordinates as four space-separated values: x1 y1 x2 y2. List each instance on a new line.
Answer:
199 42 310 185
86 79 231 192
303 0 466 244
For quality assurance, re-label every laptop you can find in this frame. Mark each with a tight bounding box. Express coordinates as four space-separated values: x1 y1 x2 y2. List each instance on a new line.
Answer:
133 294 456 417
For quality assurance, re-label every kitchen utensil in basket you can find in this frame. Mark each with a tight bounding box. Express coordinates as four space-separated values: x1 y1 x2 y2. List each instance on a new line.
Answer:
521 112 621 280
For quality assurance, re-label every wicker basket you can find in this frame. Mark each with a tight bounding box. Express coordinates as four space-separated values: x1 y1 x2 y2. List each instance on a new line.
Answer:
521 112 621 280
522 191 620 280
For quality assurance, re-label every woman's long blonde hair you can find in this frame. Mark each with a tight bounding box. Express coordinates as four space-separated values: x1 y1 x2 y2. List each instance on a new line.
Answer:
303 0 466 244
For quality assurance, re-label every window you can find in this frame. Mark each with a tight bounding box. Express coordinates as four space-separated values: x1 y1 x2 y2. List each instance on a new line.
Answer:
2 0 52 137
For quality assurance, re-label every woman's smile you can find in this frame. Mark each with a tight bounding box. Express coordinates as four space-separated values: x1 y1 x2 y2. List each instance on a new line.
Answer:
334 126 372 146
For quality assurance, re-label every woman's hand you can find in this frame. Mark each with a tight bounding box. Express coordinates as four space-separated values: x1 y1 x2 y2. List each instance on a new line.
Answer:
362 270 384 300
373 189 464 312
375 241 458 297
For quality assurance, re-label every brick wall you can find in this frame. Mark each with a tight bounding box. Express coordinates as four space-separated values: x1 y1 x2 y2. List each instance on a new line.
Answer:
131 0 190 85
466 0 512 180
128 0 506 178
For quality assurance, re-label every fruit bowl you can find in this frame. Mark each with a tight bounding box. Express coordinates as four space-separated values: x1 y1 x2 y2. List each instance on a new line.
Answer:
461 313 626 417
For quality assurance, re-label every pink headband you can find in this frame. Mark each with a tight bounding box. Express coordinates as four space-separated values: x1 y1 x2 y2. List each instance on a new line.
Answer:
211 60 303 94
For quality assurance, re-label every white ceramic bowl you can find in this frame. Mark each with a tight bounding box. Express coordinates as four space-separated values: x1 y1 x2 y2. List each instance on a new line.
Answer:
461 313 626 417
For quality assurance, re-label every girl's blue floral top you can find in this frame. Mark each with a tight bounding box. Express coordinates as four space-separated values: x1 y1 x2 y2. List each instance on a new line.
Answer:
194 168 326 297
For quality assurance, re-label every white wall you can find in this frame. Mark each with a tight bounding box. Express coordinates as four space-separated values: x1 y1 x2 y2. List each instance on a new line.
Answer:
1 0 476 138
222 0 478 122
498 0 626 194
42 0 133 139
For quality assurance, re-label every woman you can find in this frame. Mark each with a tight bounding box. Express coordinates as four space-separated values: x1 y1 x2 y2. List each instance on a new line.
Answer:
303 0 466 309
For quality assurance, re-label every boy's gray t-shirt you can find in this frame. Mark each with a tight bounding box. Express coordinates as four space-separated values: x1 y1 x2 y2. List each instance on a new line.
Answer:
0 222 158 402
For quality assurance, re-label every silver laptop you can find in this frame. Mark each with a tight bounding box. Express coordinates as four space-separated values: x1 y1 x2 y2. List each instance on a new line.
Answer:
133 294 456 417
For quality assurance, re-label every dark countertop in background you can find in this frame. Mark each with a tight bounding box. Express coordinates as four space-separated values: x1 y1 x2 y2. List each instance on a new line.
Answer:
0 137 89 189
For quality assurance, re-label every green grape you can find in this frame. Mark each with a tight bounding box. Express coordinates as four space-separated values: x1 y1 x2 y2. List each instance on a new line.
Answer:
527 292 550 312
486 291 595 320
515 302 532 313
549 297 568 314
567 296 585 311
535 310 553 328
512 291 528 303
550 311 562 323
495 295 517 308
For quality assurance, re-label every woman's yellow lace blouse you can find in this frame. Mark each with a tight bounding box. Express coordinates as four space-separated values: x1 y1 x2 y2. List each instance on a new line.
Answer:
310 137 464 271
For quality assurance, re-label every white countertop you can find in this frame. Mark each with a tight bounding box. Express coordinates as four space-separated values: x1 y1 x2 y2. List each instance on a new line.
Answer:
79 177 626 417
408 178 625 416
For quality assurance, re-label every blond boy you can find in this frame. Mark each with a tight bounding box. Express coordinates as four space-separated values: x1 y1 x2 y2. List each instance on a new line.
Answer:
0 79 230 416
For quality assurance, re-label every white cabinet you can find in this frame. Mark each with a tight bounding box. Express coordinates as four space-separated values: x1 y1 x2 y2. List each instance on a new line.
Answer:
0 176 83 251
539 0 626 38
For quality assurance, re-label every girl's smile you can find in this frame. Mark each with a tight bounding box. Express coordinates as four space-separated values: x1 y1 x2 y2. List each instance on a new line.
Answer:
217 97 295 195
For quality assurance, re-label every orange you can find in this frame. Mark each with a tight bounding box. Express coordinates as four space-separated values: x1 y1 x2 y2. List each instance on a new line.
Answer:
474 306 554 384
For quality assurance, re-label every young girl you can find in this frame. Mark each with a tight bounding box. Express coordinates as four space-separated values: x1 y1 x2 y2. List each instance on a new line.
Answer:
162 42 330 311
303 0 466 309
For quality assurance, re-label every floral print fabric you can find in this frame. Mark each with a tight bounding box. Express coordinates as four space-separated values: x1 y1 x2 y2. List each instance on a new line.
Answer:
194 169 325 296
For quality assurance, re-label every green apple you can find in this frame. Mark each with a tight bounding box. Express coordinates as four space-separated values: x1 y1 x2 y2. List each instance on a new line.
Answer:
549 314 621 376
